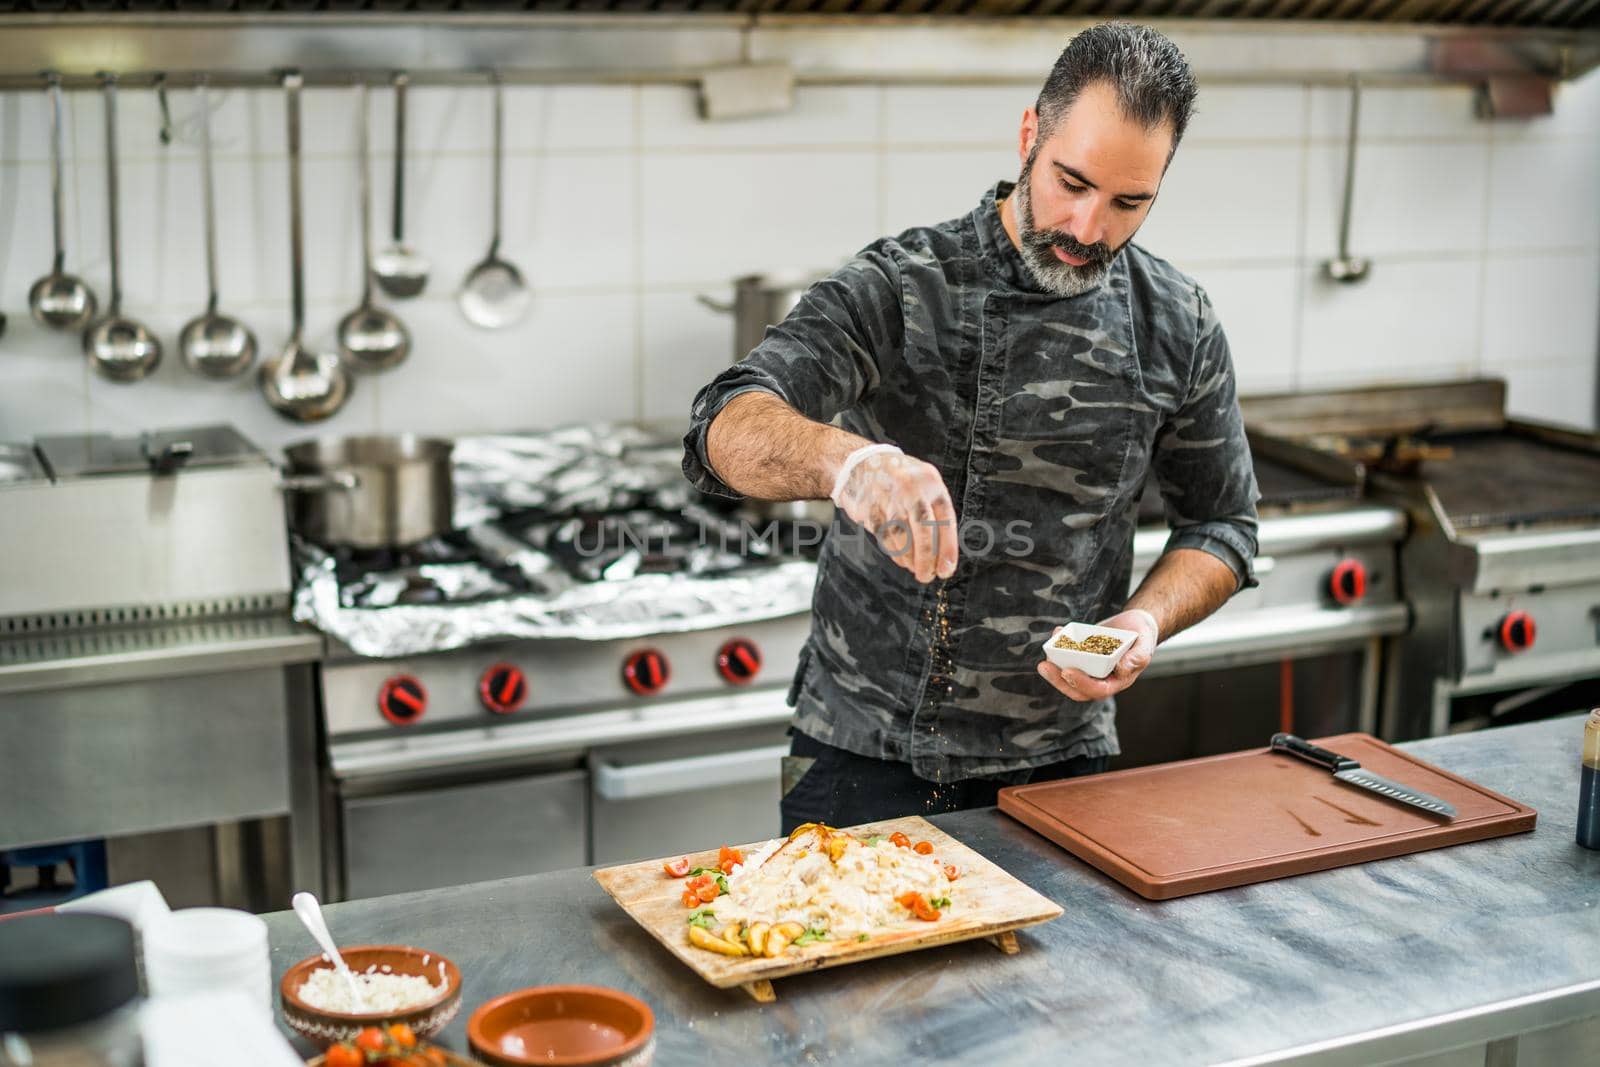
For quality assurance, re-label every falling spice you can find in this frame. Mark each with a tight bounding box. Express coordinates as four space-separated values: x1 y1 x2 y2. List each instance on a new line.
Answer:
928 580 955 700
1052 633 1123 655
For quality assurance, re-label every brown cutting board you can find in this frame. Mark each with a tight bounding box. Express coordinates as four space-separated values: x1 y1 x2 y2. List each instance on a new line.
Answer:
997 734 1537 900
593 815 1062 1001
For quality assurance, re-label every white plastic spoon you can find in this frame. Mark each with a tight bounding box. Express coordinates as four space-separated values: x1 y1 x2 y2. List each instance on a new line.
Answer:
291 890 367 1013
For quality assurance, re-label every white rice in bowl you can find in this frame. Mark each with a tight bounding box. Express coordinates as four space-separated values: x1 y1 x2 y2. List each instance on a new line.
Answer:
297 963 448 1014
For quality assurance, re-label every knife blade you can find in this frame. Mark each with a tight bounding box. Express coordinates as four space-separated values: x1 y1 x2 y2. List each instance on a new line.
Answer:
1270 733 1457 819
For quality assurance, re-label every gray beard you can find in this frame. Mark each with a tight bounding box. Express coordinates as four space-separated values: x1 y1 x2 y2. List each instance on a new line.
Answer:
1009 169 1113 298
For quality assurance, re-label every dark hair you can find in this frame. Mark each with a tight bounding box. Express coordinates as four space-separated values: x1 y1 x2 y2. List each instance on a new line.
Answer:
1035 23 1197 154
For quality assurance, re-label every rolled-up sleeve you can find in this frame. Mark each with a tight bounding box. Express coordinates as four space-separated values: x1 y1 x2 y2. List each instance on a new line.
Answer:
1152 285 1261 590
682 246 905 499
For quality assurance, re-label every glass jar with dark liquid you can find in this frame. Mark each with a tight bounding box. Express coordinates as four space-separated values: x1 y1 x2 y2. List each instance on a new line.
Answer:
1578 708 1600 850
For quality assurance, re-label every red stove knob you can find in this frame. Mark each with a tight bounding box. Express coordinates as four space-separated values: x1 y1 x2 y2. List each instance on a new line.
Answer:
717 638 763 686
1329 559 1368 606
479 662 528 715
378 675 428 726
623 649 671 696
1499 611 1537 653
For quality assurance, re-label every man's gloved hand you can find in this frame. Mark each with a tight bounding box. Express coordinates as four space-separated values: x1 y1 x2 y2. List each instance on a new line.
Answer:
830 444 958 584
1037 607 1160 703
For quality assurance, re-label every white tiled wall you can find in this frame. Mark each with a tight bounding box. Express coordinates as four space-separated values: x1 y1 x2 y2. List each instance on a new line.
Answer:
1 68 1596 450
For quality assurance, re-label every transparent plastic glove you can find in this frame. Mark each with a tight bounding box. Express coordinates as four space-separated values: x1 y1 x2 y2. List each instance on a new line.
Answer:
1037 608 1159 702
830 444 958 583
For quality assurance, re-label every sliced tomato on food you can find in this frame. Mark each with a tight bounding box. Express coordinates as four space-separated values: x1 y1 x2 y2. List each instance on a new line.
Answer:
696 881 720 903
888 831 911 849
944 863 959 881
895 891 922 911
912 896 941 921
681 888 701 908
913 840 933 855
662 856 691 878
686 873 712 892
717 844 745 874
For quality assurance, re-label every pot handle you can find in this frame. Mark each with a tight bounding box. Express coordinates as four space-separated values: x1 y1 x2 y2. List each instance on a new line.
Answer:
279 471 360 493
696 293 734 314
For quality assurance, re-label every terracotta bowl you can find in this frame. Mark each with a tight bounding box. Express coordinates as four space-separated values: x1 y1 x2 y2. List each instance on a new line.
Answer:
280 944 462 1046
468 985 655 1067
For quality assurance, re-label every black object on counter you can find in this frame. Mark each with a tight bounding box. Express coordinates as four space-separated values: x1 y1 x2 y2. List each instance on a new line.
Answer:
0 912 138 1031
1579 709 1600 850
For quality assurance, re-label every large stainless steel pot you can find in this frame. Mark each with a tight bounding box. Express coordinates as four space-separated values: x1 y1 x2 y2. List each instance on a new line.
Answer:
283 434 452 548
698 272 825 363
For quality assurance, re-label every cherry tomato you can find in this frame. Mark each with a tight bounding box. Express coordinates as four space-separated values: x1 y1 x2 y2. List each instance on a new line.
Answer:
325 1045 363 1067
944 864 960 881
913 840 933 855
696 881 720 903
888 831 911 849
681 887 701 907
387 1023 417 1049
663 856 691 878
718 844 745 874
355 1027 389 1053
420 1050 449 1067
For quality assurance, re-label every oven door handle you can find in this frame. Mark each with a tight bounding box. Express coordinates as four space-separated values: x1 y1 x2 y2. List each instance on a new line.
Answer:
592 743 790 801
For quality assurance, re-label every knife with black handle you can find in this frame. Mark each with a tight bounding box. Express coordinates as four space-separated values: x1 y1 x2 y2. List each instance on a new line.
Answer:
1270 733 1457 819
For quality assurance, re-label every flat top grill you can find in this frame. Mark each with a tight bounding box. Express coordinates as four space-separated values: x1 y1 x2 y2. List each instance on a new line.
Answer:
1418 432 1600 530
1137 451 1359 526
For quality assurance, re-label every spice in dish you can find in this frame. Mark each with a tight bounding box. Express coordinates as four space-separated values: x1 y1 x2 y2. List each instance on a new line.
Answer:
1052 633 1123 655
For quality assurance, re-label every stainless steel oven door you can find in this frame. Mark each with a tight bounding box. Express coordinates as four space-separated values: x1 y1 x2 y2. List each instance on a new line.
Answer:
590 724 790 865
340 767 588 899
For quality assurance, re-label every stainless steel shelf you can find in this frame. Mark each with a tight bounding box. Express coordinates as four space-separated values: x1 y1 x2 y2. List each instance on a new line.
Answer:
0 614 325 695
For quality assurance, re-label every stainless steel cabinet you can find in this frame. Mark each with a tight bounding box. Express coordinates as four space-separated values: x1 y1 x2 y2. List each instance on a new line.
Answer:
341 769 588 899
590 724 788 866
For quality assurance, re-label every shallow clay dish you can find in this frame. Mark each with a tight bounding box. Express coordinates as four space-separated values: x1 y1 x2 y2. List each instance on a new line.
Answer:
468 985 654 1067
280 944 462 1045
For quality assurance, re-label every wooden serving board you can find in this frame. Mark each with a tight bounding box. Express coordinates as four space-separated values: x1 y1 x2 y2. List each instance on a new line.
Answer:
998 733 1537 901
593 815 1062 1002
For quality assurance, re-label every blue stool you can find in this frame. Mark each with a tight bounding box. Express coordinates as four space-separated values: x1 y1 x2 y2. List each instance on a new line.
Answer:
0 840 109 911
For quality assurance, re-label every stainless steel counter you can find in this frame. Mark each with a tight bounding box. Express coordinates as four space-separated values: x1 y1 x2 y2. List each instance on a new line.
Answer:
264 715 1600 1066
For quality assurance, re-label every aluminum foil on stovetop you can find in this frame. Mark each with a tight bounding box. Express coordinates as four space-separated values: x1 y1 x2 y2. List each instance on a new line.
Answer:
450 425 695 529
293 541 815 657
292 425 816 656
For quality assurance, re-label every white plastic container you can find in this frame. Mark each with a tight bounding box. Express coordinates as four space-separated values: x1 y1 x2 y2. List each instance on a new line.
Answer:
141 908 271 1013
1040 622 1138 679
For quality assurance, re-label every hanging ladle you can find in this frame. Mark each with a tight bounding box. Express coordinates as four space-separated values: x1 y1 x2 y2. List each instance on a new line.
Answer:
84 73 162 383
180 77 258 379
458 71 530 330
338 84 411 372
29 72 98 332
372 72 429 299
260 71 352 423
1323 75 1371 284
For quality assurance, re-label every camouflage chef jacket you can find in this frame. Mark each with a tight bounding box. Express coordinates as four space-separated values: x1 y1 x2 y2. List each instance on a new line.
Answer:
683 182 1260 782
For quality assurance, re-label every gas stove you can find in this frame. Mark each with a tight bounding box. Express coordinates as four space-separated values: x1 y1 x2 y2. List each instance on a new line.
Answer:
296 428 815 900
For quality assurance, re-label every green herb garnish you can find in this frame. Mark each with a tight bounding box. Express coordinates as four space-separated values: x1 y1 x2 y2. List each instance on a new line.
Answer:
930 896 952 910
856 933 870 942
864 836 884 846
793 927 830 946
687 909 718 930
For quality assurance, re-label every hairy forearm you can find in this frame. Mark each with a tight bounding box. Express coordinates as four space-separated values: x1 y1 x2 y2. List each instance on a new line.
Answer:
1125 548 1241 642
704 391 871 501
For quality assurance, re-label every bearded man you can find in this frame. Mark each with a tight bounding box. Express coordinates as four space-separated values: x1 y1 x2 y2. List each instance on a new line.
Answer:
682 23 1261 832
